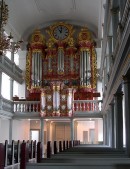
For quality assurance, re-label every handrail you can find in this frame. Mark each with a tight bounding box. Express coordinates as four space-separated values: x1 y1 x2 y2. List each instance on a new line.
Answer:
73 100 102 112
0 96 13 113
13 100 40 113
13 100 102 116
0 55 23 84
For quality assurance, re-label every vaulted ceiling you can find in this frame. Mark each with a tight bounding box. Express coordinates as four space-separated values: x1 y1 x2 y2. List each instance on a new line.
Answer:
5 0 105 41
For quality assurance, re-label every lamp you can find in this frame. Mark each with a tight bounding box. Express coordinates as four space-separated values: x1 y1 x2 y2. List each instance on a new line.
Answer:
0 0 22 55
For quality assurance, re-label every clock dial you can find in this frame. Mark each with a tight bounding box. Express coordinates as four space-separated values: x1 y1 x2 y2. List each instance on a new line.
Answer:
53 25 69 40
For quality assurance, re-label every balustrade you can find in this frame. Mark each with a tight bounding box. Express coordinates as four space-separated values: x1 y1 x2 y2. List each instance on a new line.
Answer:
0 97 13 113
13 100 102 117
73 100 102 112
14 101 40 113
0 55 23 83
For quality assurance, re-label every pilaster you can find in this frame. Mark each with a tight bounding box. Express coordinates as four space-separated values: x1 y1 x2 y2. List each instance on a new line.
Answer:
111 7 119 49
70 118 74 141
46 121 51 142
123 75 130 156
103 114 107 145
114 91 123 149
10 78 14 100
40 118 44 157
0 70 2 96
109 103 115 148
9 119 13 144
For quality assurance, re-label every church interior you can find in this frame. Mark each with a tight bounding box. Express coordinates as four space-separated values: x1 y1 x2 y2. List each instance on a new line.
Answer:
0 0 130 168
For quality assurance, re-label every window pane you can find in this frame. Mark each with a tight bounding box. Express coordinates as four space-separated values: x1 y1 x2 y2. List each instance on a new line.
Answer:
2 73 10 100
14 53 19 65
5 51 11 60
13 81 19 97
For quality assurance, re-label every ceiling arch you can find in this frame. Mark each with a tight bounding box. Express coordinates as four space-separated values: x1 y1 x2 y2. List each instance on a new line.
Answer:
5 0 104 42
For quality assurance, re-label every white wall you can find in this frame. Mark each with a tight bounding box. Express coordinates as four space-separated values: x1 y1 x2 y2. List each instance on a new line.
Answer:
18 50 26 99
77 121 95 143
97 80 102 100
95 48 102 100
0 118 30 143
98 118 103 142
95 48 101 69
0 118 10 143
77 119 103 144
12 119 30 141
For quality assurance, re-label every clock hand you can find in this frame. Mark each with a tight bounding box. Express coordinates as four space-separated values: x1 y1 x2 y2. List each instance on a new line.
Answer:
58 27 62 33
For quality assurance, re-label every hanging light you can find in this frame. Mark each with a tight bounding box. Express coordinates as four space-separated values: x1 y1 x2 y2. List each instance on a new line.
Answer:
0 0 22 55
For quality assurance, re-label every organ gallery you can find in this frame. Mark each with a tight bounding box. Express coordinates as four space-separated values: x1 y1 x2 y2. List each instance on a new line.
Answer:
25 22 100 117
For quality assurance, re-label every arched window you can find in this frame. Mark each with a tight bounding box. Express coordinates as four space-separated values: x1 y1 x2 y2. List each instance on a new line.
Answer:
13 80 19 97
1 73 11 100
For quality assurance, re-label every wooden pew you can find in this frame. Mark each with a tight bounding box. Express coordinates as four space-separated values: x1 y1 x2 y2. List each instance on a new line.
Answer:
37 142 42 163
63 140 66 151
59 141 62 152
0 143 4 169
4 140 36 168
47 141 51 158
4 140 20 166
54 141 57 154
66 140 69 149
20 142 29 169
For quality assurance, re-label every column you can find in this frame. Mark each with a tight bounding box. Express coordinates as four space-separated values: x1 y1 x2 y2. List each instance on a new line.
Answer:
106 111 111 146
103 114 107 145
107 36 113 68
9 119 13 144
10 46 14 100
123 75 130 156
46 121 51 142
10 79 14 100
74 121 78 140
114 91 123 149
11 44 15 62
119 0 127 18
95 119 98 144
0 70 2 95
40 118 44 157
70 119 74 141
109 103 115 148
0 70 2 109
111 7 119 50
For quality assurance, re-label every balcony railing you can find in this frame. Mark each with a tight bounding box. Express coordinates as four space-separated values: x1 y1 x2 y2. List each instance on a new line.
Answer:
0 97 13 112
0 99 102 118
13 100 102 118
14 101 40 113
73 100 102 112
0 55 23 84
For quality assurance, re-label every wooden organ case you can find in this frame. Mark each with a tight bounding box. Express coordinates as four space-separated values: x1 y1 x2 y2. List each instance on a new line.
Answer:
26 22 100 117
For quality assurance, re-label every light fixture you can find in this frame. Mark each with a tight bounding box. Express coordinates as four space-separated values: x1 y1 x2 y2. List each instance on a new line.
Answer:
0 0 22 55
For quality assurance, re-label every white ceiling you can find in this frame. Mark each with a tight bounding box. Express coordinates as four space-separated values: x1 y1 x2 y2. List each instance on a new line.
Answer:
5 0 105 41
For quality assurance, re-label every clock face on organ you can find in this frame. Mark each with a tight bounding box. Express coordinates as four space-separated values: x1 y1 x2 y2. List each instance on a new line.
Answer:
53 25 69 40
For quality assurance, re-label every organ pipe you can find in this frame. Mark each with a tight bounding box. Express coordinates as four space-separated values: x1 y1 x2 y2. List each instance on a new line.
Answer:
26 29 45 90
58 47 64 74
32 52 42 87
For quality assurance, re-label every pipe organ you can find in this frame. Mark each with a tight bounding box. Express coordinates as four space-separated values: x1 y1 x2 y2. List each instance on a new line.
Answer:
26 22 99 117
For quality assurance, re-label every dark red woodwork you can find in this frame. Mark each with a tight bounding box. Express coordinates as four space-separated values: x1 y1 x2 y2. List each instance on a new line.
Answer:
54 141 57 154
59 141 62 152
20 143 29 169
47 141 51 158
37 142 42 163
0 143 4 169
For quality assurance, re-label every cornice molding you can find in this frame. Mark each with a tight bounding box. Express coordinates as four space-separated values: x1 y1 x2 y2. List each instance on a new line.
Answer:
102 10 130 112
